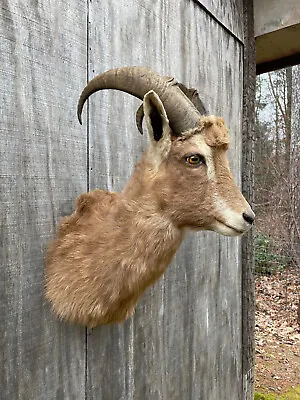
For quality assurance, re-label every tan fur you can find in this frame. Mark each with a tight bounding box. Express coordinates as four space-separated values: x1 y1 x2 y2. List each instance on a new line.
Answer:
45 96 254 328
46 186 183 327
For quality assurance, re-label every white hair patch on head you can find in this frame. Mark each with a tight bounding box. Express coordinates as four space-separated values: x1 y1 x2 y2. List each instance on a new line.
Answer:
213 195 241 222
213 195 250 234
190 135 216 180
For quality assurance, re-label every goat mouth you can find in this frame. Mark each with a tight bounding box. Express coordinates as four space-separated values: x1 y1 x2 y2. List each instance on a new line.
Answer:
215 219 245 235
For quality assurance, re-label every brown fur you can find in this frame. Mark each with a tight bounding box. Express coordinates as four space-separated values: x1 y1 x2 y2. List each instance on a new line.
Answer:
46 182 184 327
45 94 253 328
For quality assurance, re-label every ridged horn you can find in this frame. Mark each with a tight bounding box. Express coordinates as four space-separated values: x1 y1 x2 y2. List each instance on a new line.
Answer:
135 103 145 135
77 66 201 135
176 83 207 115
135 81 207 134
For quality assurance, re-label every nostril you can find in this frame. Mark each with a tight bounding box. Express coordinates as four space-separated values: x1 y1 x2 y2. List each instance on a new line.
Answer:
243 212 255 225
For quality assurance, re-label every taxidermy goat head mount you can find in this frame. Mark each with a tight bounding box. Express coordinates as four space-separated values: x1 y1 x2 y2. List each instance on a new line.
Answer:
45 66 255 328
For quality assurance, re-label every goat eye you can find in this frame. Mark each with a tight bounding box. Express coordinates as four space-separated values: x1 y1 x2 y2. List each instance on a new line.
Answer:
185 154 205 166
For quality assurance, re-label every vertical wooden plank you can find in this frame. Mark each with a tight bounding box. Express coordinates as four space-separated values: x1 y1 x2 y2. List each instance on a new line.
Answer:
0 1 87 398
194 0 244 41
242 0 256 398
85 0 245 399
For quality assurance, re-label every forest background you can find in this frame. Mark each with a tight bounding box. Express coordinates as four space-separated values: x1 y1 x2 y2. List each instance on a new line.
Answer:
254 66 299 399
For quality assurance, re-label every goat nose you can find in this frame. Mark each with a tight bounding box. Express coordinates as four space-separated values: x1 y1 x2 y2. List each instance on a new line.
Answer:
242 211 255 225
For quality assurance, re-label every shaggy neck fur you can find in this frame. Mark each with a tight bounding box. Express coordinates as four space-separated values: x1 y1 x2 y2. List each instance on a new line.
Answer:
46 160 184 328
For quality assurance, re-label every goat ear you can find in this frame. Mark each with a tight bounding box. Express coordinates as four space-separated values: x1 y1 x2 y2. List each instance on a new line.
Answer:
143 90 171 161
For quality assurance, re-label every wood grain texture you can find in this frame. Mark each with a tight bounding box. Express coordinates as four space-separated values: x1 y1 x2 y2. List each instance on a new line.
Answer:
242 1 256 399
1 0 254 398
86 1 244 399
195 0 244 42
0 1 87 399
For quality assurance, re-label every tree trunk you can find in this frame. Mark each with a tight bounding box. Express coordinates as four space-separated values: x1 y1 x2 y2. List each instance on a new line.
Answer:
285 67 292 175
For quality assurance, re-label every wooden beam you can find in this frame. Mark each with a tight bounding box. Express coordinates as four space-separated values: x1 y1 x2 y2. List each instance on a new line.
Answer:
254 0 300 73
257 51 300 75
242 1 256 398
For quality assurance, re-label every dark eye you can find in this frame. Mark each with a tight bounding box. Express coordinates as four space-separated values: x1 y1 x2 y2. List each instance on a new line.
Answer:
185 154 205 166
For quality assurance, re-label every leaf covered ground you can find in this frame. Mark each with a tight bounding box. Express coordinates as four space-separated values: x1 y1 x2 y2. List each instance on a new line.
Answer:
255 268 300 398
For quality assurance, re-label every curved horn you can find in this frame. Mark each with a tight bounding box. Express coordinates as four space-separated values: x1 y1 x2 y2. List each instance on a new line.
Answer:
136 103 144 135
176 83 207 115
77 66 201 135
135 81 207 135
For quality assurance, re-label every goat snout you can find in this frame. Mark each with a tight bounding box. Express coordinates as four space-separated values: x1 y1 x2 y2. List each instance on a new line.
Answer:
242 210 255 225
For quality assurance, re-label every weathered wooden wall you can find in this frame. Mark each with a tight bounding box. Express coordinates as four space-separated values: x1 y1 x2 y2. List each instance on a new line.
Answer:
1 0 254 399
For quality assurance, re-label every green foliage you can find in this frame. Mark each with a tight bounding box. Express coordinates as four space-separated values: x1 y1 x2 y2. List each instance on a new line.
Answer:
254 233 289 275
255 387 300 400
255 393 277 400
283 387 300 400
